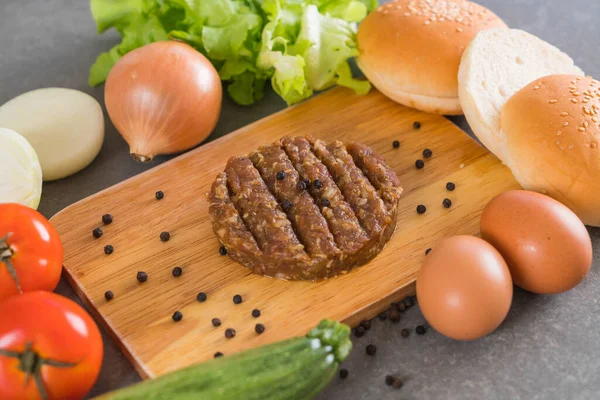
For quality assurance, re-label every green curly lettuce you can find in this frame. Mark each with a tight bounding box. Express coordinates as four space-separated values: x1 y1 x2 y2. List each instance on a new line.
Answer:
89 0 373 105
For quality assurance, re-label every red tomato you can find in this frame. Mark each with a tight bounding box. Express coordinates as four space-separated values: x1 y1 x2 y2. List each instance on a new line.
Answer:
0 203 63 300
0 291 103 400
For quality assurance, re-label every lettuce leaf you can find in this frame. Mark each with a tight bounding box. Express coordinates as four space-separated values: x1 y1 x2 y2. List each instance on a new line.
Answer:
89 0 371 105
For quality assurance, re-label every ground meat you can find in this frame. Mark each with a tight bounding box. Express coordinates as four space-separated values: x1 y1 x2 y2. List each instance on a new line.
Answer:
208 136 403 280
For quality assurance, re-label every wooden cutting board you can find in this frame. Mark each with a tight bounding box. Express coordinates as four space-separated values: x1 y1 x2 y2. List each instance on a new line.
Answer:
51 87 519 379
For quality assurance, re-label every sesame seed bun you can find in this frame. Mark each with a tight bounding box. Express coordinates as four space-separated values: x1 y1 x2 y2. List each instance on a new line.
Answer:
357 0 507 115
501 75 600 226
458 29 584 163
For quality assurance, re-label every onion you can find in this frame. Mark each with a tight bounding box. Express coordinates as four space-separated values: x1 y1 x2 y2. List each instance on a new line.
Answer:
0 88 104 181
0 128 43 209
105 41 222 162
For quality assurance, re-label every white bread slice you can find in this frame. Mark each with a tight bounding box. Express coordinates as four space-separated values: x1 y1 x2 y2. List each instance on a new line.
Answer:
458 29 584 164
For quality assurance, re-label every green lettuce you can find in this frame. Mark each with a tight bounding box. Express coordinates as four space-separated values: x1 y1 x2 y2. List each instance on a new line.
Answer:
89 0 373 105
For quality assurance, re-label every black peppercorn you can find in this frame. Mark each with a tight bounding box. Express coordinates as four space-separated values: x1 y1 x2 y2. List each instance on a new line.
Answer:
296 180 307 191
392 140 400 149
252 309 261 318
214 352 223 358
413 121 421 129
395 302 406 312
401 328 410 338
321 198 331 207
303 179 311 188
443 198 452 208
446 182 456 191
219 246 227 256
155 191 164 200
160 231 170 242
404 297 415 308
172 311 182 322
339 368 349 379
225 328 236 338
354 325 366 338
233 294 243 304
416 325 427 335
360 320 371 331
255 323 265 334
276 171 286 180
281 200 293 212
211 318 221 327
389 309 401 323
423 148 433 158
425 248 432 255
102 214 113 224
415 159 425 169
136 271 148 283
104 290 114 301
313 179 323 189
366 344 377 356
197 292 207 302
386 375 403 389
416 204 427 214
172 266 182 277
92 228 103 238
378 311 388 321
104 245 114 255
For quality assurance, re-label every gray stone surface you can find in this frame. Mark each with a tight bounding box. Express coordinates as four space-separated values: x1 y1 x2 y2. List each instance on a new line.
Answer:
1 0 599 399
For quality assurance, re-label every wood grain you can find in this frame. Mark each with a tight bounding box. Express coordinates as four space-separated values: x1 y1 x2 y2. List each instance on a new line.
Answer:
50 87 520 380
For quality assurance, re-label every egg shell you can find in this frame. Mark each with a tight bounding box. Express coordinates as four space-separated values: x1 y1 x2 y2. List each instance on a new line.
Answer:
417 235 513 341
480 190 592 294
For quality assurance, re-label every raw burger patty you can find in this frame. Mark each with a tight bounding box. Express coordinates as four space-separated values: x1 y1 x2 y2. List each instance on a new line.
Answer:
208 136 403 280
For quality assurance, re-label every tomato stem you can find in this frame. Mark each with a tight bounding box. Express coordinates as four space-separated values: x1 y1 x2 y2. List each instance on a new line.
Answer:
0 341 77 400
0 233 21 294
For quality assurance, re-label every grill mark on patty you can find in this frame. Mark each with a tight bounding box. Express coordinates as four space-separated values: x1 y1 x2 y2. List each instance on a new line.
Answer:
346 142 403 212
310 138 391 237
249 141 339 260
225 156 309 261
208 172 262 256
281 136 368 254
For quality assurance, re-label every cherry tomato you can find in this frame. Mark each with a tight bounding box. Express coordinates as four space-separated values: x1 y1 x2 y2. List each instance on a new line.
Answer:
0 291 103 400
0 203 63 301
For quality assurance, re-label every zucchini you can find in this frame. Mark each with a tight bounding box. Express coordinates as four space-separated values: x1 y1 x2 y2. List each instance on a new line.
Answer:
98 319 352 400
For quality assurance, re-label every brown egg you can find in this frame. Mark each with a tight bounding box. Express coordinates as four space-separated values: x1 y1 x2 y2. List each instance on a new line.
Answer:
480 190 592 294
417 236 513 341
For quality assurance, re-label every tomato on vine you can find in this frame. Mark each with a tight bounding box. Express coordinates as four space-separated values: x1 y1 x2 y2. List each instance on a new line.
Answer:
0 203 63 300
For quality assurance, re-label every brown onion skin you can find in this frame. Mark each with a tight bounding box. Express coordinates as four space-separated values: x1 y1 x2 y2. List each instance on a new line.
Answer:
105 41 222 162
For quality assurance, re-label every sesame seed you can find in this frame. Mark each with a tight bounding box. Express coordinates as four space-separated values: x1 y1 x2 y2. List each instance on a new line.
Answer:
579 127 586 132
573 92 580 96
557 131 562 136
456 27 463 32
583 99 590 103
592 143 598 149
541 189 548 194
584 121 589 127
571 98 578 103
569 85 576 90
560 112 569 116
549 100 557 104
593 117 599 122
424 20 430 25
556 140 561 145
404 12 410 16
534 85 540 90
568 145 575 149
563 122 569 127
459 163 465 169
